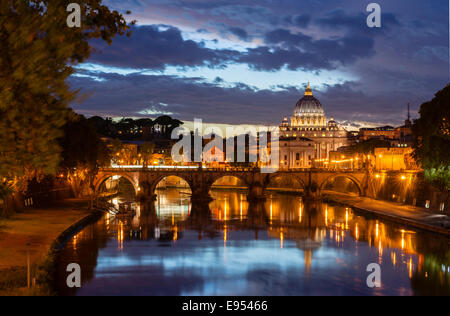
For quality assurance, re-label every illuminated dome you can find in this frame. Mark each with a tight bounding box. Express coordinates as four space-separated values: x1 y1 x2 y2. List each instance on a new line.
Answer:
291 83 327 127
293 83 325 117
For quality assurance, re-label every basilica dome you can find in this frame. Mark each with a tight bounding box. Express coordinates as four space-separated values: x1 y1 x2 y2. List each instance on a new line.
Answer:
294 83 324 117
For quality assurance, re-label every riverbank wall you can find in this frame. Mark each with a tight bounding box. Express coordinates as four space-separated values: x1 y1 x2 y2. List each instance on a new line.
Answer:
367 171 448 213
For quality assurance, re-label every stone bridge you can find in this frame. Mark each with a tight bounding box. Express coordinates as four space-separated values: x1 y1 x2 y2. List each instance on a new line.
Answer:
95 167 378 201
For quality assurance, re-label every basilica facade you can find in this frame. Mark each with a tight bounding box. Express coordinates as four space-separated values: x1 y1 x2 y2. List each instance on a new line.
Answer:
279 84 349 169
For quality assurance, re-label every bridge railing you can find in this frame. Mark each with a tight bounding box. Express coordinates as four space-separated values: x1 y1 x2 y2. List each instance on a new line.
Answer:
101 166 259 172
100 166 337 173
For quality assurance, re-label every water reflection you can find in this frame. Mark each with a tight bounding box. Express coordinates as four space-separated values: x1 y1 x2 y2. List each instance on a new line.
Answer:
55 189 450 296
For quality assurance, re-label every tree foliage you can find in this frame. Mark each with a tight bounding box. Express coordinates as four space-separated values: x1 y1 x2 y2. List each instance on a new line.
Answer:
141 142 155 167
413 85 450 191
60 111 110 197
91 115 183 140
0 1 133 199
60 111 110 171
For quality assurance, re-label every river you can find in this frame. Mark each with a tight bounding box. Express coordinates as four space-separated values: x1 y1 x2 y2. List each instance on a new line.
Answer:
54 189 450 296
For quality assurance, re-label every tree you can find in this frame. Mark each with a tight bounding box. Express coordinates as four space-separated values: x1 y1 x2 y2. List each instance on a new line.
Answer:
110 138 124 165
60 111 110 196
412 85 450 193
0 1 133 213
140 142 155 168
88 116 110 136
154 116 183 137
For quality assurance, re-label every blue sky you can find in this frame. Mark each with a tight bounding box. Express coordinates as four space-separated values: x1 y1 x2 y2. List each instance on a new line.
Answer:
70 0 449 127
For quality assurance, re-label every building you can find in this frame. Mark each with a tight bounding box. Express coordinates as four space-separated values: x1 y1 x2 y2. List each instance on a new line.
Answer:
280 137 316 169
359 103 414 148
279 83 350 169
393 103 414 147
359 126 396 141
374 147 414 170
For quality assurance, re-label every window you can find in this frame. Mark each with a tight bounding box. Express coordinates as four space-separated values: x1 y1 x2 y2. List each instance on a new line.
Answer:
296 153 300 160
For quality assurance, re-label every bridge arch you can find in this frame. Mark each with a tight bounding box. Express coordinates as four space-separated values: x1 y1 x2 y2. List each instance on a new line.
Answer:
150 174 194 195
210 175 249 190
319 174 362 196
266 173 306 192
95 173 139 196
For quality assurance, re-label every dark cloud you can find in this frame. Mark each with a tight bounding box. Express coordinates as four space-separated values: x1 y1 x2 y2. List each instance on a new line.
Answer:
79 0 448 125
69 70 443 126
290 14 311 28
240 28 375 71
89 23 375 72
70 71 299 124
315 9 400 35
227 26 250 41
90 25 237 70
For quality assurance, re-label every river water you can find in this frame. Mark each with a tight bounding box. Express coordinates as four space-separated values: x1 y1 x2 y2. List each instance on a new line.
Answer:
54 189 450 296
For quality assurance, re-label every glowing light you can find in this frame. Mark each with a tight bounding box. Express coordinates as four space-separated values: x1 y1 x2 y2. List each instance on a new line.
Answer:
270 200 273 224
118 222 124 251
409 258 413 279
299 204 302 223
345 209 349 229
73 234 78 251
240 200 243 221
173 226 178 241
224 199 228 221
280 231 284 249
401 230 405 250
224 226 227 246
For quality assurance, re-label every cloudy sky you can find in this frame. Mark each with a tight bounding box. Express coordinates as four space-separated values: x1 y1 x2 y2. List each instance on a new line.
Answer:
70 0 449 128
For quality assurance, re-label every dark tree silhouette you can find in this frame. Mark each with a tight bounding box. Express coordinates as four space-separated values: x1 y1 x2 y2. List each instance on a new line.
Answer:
0 1 134 213
60 111 111 206
413 85 450 193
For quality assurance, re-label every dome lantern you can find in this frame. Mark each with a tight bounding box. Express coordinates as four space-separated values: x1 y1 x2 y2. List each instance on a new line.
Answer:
304 82 313 96
294 84 325 117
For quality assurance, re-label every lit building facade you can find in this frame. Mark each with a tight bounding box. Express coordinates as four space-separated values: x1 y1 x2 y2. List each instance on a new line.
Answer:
359 103 414 148
279 84 350 169
374 147 416 171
